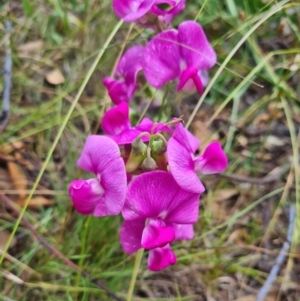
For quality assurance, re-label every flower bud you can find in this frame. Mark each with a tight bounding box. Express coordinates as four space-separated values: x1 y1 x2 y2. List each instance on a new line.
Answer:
141 157 157 171
152 140 166 155
152 153 168 171
125 138 147 173
126 152 145 173
132 137 147 155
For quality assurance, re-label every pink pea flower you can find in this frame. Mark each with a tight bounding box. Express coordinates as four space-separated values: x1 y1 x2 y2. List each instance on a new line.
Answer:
68 135 127 216
103 45 144 104
152 0 186 25
167 123 228 194
143 20 216 94
102 102 131 136
120 171 200 270
112 0 183 23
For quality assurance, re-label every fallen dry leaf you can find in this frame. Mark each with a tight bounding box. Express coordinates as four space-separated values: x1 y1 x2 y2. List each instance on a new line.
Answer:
234 295 276 301
16 196 54 209
17 40 44 53
0 230 16 250
1 141 25 154
7 162 28 199
214 189 239 202
45 68 65 85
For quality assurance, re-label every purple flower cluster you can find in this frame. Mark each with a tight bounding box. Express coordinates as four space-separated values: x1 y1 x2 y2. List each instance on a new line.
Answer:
68 1 228 272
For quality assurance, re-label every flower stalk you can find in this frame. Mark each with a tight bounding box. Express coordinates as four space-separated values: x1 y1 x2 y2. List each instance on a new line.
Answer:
126 248 144 301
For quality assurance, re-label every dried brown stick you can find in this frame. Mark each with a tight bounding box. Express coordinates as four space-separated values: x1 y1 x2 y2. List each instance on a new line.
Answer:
0 192 124 301
218 163 291 184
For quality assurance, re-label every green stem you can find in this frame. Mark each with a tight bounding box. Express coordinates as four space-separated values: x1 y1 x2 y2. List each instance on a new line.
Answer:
126 249 144 301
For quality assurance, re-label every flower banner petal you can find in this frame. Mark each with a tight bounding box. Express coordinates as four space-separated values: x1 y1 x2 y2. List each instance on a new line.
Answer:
143 30 181 88
77 135 122 175
120 219 144 254
167 135 205 194
178 21 217 70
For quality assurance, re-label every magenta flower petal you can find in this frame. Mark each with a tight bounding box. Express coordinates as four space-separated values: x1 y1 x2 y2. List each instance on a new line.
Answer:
148 244 177 271
141 219 175 249
74 135 127 216
103 46 144 104
194 141 228 174
116 45 144 85
102 102 131 136
178 21 217 69
77 135 122 175
143 30 181 88
156 0 186 25
98 157 128 216
122 171 200 224
103 77 130 105
172 123 199 154
173 224 194 240
113 0 155 22
68 179 104 215
120 220 144 254
177 65 204 94
167 133 205 194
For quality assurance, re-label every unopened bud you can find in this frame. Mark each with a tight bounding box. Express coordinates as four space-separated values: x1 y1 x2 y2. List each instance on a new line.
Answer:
141 157 157 171
152 153 168 171
132 137 147 155
126 152 145 173
152 140 166 155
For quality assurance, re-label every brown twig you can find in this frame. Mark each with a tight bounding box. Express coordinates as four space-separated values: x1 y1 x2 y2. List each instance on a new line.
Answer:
0 192 124 301
218 163 291 184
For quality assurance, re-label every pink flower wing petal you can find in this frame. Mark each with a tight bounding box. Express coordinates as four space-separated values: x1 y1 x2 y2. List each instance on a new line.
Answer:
194 141 228 174
148 244 177 271
173 223 194 240
77 135 122 175
143 30 181 88
120 219 144 254
68 179 104 215
113 0 155 22
102 102 131 136
167 136 205 194
141 219 175 249
178 21 217 69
